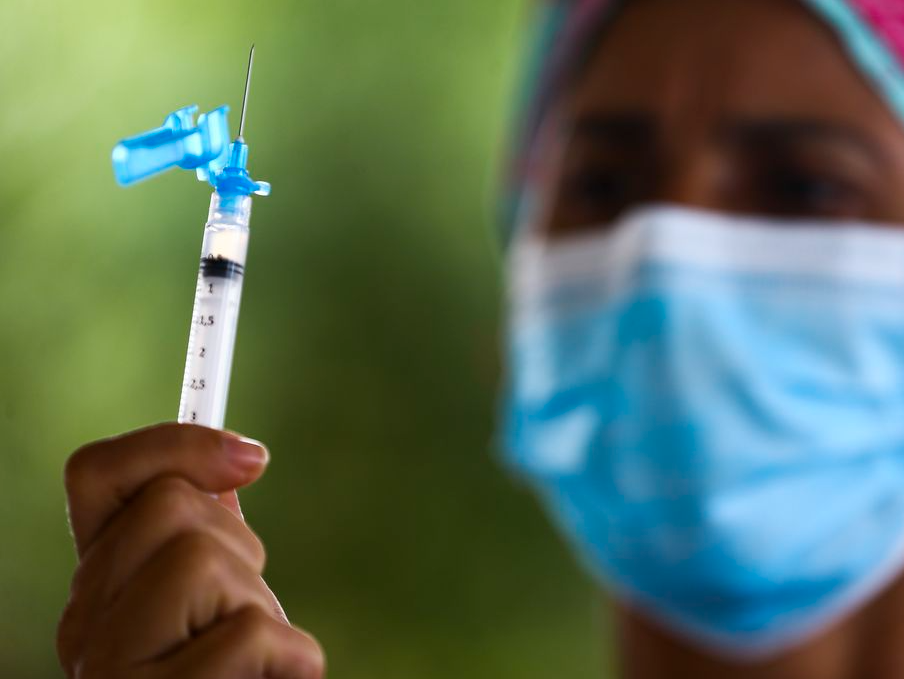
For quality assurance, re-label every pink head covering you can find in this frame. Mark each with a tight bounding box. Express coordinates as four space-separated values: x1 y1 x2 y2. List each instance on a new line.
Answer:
853 0 904 63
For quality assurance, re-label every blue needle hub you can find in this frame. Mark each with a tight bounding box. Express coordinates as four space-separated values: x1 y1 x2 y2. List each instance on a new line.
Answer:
111 45 269 211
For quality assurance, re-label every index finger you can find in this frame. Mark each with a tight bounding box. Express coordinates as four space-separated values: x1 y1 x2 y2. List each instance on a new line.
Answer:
64 423 268 557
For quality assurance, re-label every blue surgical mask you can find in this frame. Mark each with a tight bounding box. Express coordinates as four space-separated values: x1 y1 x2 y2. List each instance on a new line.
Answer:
502 205 904 660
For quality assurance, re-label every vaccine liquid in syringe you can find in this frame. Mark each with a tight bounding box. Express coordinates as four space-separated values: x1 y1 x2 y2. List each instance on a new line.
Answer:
178 194 251 429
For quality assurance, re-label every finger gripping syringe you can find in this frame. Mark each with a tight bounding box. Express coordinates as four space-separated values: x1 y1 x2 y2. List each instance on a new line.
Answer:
111 46 269 430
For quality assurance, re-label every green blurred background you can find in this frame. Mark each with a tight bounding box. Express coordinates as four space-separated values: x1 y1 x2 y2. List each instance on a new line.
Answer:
0 1 614 677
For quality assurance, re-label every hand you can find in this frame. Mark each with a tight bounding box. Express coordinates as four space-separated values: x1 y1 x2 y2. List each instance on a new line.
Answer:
57 423 325 679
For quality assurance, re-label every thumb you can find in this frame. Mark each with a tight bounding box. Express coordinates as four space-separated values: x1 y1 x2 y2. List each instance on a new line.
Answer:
65 423 269 557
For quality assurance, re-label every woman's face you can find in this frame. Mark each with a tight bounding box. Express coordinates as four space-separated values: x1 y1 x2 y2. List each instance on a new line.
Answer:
543 0 904 237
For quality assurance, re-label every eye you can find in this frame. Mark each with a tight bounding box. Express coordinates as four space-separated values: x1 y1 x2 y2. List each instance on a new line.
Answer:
741 146 878 220
763 168 862 216
557 164 653 229
569 168 633 204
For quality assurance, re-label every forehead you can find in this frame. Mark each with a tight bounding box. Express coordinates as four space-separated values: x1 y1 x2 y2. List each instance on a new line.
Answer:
570 0 899 130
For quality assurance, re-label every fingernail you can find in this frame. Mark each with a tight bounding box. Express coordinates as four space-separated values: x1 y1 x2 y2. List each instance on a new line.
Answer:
224 436 269 471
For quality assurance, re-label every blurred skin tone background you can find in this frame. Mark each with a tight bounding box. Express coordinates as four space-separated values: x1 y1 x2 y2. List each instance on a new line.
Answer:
0 1 609 677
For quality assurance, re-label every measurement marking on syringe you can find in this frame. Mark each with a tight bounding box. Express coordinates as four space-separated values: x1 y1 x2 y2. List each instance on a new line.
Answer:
179 248 249 430
201 257 245 279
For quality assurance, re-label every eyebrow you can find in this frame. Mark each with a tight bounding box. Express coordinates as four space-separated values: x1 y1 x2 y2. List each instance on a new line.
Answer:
718 118 889 165
569 113 888 165
569 112 655 145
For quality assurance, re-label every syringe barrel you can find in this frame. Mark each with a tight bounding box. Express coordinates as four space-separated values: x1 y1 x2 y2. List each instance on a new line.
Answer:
177 193 252 429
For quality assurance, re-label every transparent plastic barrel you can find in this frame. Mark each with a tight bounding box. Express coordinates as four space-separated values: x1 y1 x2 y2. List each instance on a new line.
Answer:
178 193 252 429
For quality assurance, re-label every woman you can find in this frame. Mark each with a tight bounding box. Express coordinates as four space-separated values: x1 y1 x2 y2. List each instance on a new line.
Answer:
57 1 904 677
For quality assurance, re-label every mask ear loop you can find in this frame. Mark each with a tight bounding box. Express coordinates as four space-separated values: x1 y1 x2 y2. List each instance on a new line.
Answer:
506 108 581 313
511 106 576 247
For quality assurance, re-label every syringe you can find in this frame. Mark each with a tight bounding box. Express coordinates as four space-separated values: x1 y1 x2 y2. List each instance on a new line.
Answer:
112 45 270 430
177 188 252 428
177 47 258 429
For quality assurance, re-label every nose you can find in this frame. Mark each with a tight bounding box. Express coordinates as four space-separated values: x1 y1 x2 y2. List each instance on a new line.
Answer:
655 150 732 213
